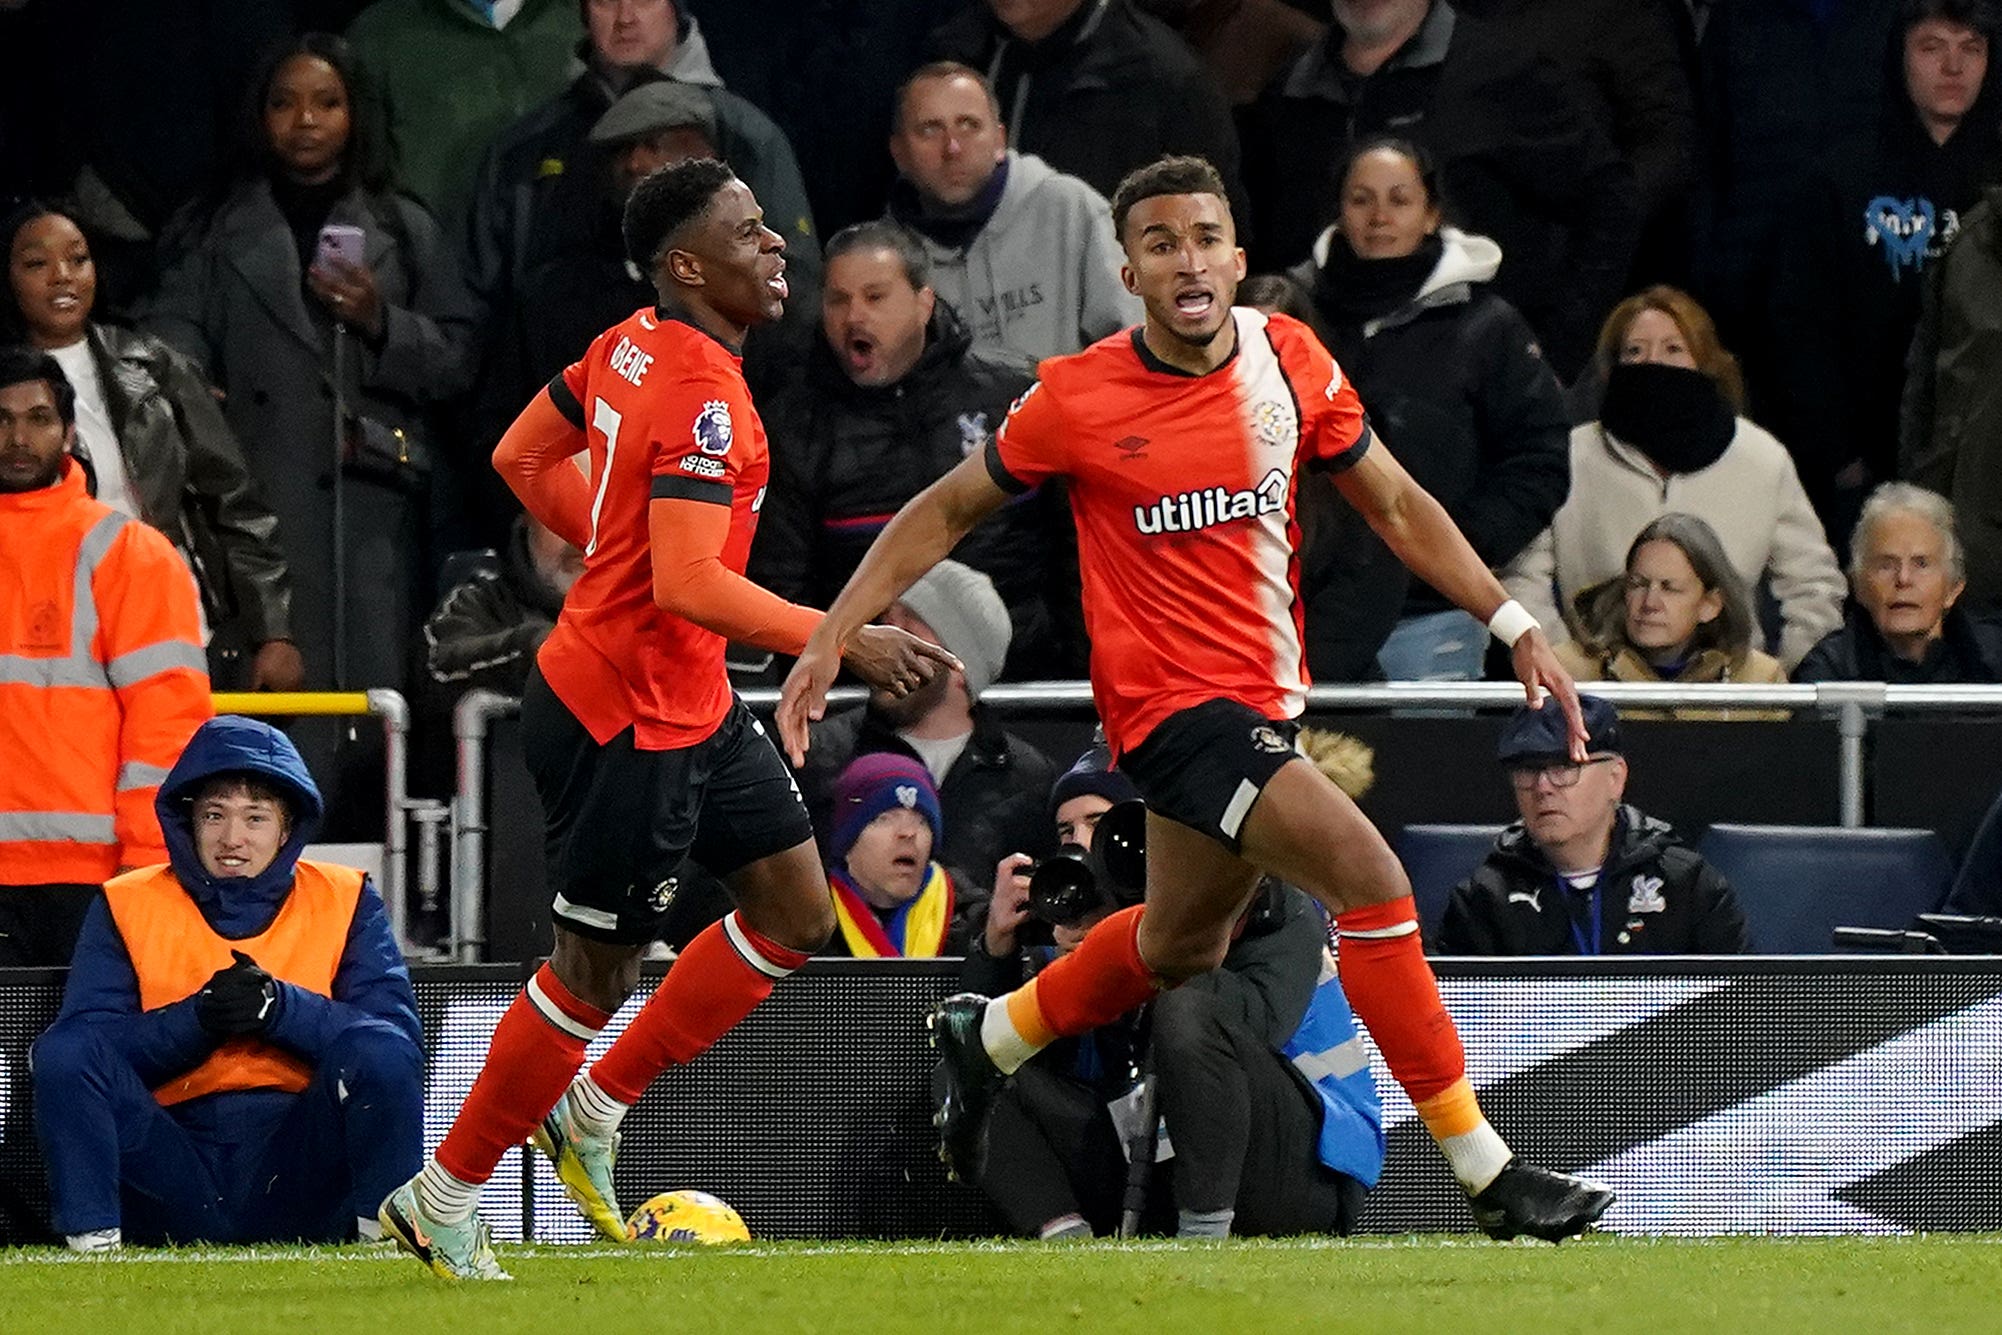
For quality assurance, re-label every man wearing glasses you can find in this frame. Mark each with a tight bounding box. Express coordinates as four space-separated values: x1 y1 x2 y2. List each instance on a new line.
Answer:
1435 696 1749 955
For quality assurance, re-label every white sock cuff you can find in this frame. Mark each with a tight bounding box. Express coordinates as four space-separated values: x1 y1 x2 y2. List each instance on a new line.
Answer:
570 1070 633 1135
1442 1124 1513 1195
525 970 607 1041
980 996 1040 1076
723 911 804 979
416 1155 483 1224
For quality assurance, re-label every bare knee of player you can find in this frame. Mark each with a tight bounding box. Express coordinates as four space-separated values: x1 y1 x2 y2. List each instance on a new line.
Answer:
742 892 835 957
728 840 836 956
1305 845 1412 915
1137 912 1233 982
549 927 644 1013
1242 763 1410 914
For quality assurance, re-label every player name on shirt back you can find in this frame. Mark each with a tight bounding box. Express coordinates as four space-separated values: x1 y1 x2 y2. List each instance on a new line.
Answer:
609 335 655 387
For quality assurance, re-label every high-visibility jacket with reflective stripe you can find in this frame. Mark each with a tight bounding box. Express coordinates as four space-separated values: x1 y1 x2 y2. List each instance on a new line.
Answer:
0 463 211 884
1281 950 1388 1188
104 860 363 1105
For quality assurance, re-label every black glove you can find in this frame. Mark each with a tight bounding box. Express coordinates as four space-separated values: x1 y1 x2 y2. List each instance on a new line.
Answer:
196 949 278 1039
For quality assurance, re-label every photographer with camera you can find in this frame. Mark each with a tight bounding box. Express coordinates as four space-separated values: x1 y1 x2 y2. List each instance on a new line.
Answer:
31 716 421 1251
958 744 1384 1240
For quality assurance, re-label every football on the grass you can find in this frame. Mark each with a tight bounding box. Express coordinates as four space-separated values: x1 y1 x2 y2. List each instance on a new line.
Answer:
626 1190 751 1244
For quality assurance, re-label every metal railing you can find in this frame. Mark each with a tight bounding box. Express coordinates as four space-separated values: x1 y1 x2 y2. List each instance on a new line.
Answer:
449 688 515 963
444 680 2002 961
212 688 415 947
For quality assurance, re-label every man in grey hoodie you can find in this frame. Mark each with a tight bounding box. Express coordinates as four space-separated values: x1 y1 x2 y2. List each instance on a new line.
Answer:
886 62 1140 364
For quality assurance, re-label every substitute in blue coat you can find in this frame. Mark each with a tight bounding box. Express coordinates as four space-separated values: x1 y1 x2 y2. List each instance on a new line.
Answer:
33 716 422 1251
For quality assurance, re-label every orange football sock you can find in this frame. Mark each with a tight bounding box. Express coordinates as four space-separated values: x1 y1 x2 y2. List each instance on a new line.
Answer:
590 913 809 1104
981 905 1159 1074
1336 897 1511 1191
435 963 611 1185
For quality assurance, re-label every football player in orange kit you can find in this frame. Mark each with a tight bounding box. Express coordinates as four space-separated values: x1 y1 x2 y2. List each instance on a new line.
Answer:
780 156 1614 1243
381 159 953 1280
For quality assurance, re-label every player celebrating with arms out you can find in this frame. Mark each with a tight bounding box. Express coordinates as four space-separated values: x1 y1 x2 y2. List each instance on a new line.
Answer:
381 160 954 1280
779 156 1613 1241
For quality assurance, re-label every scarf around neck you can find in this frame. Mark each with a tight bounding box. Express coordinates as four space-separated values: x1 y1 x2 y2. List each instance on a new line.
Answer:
1313 231 1444 324
829 864 954 957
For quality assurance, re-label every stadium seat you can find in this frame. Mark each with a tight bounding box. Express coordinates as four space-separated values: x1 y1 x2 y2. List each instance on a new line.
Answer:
1696 825 1954 953
1395 824 1507 943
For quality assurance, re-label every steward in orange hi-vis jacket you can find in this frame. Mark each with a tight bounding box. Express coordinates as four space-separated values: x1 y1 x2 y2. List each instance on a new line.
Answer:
0 349 210 965
32 714 421 1250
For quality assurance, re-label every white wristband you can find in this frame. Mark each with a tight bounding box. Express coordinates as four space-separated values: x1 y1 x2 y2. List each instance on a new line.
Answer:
1486 599 1539 649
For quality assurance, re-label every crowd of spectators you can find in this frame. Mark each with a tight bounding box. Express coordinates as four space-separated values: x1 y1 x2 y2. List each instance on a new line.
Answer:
4 0 2000 721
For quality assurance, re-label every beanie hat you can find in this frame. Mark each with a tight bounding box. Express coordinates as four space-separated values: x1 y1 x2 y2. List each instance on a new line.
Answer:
1048 745 1140 820
830 752 944 864
895 559 1012 701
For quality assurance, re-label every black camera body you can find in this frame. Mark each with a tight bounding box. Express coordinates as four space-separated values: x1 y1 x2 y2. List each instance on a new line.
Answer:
1026 798 1148 927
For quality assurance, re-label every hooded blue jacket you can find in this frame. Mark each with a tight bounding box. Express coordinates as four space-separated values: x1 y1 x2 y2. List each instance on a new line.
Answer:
54 716 421 1107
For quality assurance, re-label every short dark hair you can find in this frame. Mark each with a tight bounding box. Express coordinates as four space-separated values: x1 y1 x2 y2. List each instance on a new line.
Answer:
1899 0 2000 36
824 221 933 290
1110 155 1231 244
578 0 688 27
190 772 296 823
893 60 1003 132
0 345 75 426
622 157 739 270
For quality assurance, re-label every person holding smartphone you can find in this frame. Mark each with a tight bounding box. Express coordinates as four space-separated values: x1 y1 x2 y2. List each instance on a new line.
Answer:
140 33 477 821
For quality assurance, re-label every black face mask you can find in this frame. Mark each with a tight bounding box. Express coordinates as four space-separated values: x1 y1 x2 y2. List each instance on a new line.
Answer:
1598 361 1736 475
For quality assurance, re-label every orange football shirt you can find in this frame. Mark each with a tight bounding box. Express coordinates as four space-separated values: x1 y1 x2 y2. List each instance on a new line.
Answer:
987 309 1370 757
537 308 773 749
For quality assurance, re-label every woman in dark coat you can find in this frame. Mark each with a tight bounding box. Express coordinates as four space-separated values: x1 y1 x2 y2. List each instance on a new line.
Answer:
4 200 299 690
1289 137 1571 681
140 32 477 702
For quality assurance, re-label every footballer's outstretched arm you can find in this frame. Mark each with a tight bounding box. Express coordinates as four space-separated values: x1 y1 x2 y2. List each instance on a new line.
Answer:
776 453 1011 764
493 388 592 548
649 496 959 698
1333 437 1589 759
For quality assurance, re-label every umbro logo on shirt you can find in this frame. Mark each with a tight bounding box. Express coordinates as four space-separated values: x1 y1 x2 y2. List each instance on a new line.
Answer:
1112 435 1150 459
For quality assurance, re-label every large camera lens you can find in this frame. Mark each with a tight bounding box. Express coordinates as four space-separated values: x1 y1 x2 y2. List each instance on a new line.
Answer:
1095 799 1148 904
1028 844 1098 926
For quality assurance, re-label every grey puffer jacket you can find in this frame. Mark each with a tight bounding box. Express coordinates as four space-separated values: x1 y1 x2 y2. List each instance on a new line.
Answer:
87 321 292 650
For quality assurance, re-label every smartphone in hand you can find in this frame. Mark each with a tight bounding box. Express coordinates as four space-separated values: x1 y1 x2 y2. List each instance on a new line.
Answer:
315 223 366 270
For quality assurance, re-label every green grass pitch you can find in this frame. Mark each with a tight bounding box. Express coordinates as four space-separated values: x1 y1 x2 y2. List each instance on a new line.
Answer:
5 1235 1996 1334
